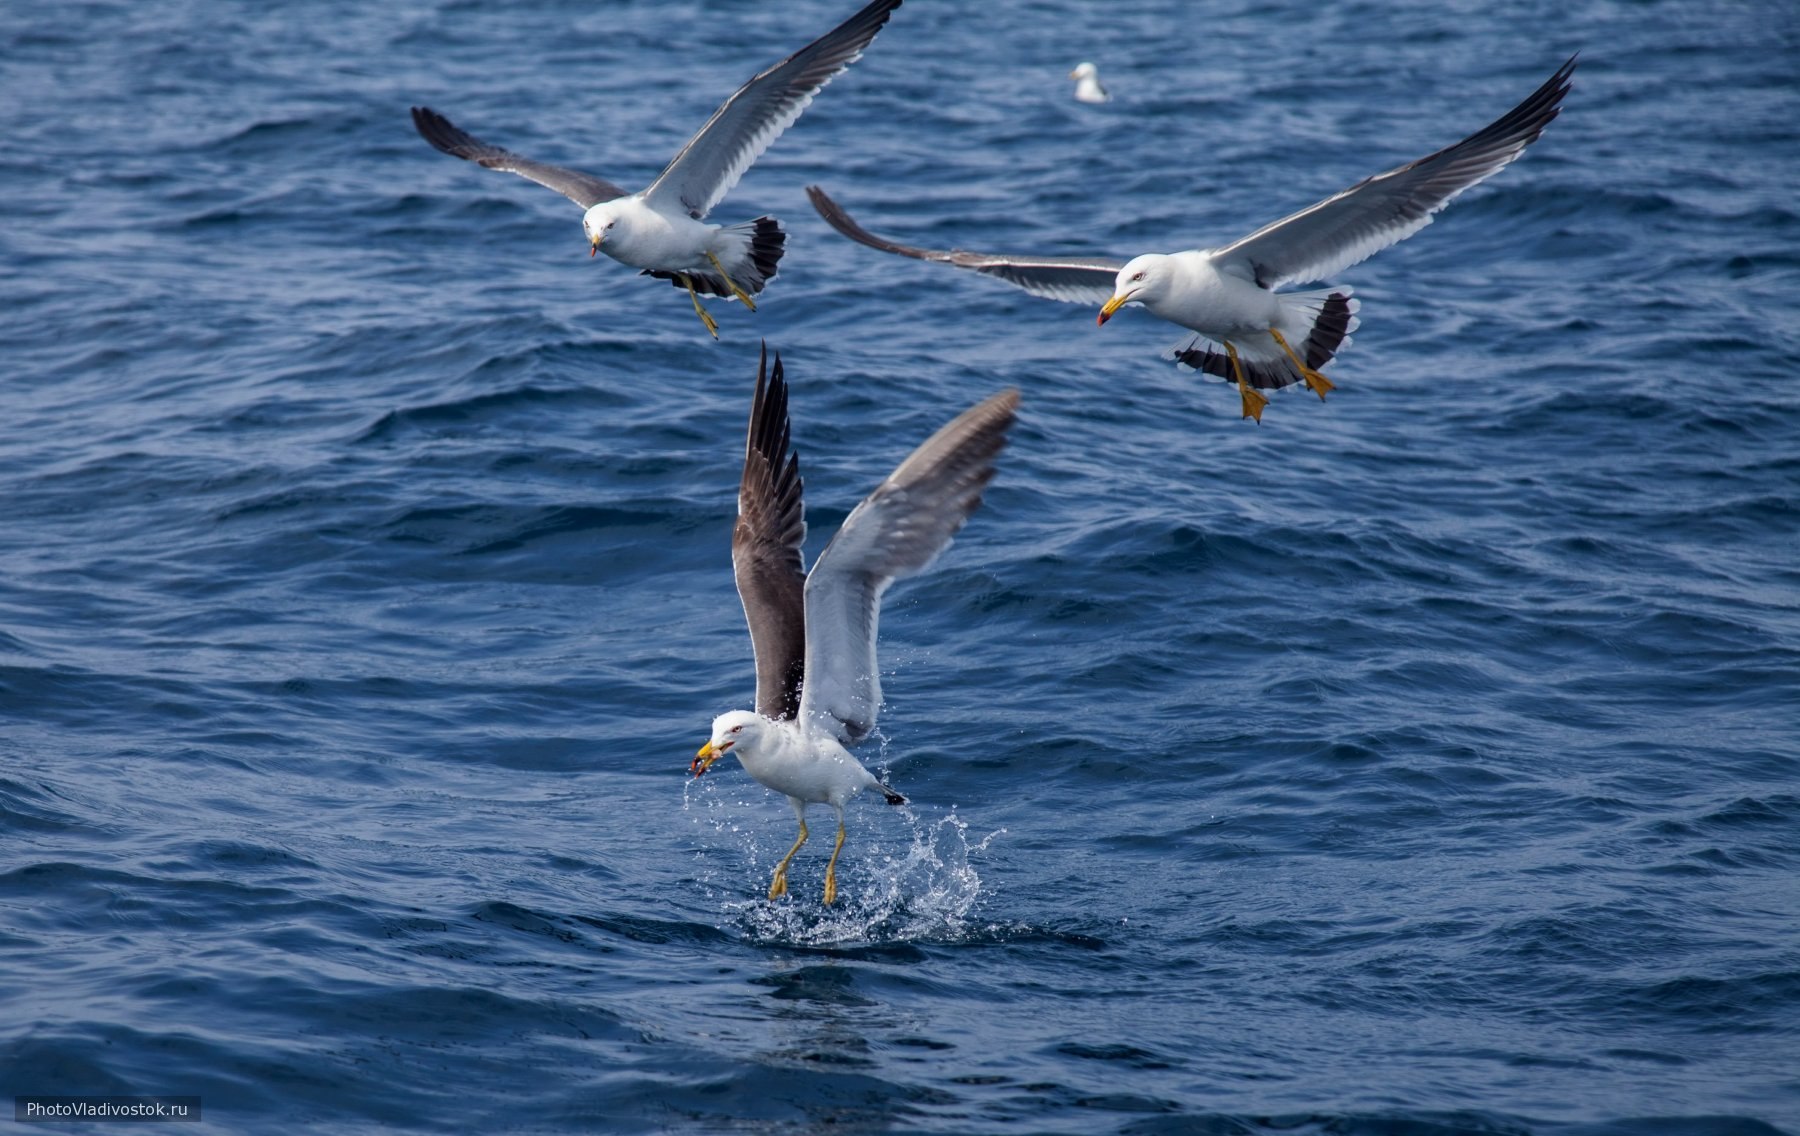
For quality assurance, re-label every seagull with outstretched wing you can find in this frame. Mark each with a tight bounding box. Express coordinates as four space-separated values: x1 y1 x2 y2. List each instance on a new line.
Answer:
809 56 1575 421
412 0 904 338
693 346 1018 906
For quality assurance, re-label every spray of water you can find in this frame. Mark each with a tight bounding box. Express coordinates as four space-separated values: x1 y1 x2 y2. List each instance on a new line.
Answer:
683 777 1005 948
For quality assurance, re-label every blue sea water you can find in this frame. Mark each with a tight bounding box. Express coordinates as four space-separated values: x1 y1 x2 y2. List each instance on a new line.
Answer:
3 0 1798 1131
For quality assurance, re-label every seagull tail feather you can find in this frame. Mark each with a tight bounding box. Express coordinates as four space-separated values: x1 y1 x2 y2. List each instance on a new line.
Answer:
1168 288 1361 391
1287 288 1360 371
740 215 787 290
641 217 787 301
717 215 786 298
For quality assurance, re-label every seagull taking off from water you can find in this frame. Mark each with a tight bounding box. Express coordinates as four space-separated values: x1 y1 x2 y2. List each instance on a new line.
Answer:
411 0 903 339
693 347 1018 905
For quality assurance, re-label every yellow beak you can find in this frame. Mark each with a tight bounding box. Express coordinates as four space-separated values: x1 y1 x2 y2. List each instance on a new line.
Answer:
1097 292 1130 326
691 740 720 777
589 232 604 258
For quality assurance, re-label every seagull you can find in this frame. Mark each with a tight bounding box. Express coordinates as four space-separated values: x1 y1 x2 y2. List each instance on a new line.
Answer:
807 56 1575 421
1069 61 1111 104
411 0 903 340
692 347 1018 905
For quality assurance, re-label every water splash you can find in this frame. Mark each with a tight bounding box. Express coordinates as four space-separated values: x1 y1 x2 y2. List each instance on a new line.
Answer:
741 813 1004 947
683 781 1003 947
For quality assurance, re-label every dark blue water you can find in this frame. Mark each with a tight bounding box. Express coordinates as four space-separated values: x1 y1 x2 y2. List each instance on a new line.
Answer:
3 0 1797 1132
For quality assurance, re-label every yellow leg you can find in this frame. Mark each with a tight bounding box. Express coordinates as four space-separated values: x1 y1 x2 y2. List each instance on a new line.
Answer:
1225 342 1269 423
822 821 846 906
704 252 758 310
1269 328 1335 400
769 818 807 901
681 275 720 339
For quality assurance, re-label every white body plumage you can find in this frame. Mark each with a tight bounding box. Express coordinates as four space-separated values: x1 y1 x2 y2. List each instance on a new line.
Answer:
1114 252 1283 341
583 197 714 272
1068 62 1110 104
704 710 887 814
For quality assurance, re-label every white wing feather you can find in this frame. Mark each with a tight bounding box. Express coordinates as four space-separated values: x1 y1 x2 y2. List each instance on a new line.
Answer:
1211 57 1576 289
798 389 1018 745
643 0 902 219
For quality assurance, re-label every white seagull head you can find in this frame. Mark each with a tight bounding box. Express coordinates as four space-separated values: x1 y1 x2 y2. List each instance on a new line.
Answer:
692 709 770 777
1097 254 1170 325
582 202 622 257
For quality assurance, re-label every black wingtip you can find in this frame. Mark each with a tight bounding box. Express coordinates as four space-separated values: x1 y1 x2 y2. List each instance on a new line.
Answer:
806 183 953 266
1548 52 1579 103
747 344 796 481
1512 52 1580 134
410 105 464 156
883 787 907 806
805 185 880 250
841 0 905 44
805 184 855 237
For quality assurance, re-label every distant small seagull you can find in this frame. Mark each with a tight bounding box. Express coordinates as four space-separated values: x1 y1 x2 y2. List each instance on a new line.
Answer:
808 56 1575 421
1069 61 1111 104
693 347 1018 906
410 0 903 339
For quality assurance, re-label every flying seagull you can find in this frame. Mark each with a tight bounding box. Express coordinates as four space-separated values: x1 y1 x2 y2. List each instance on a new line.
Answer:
693 347 1018 905
411 0 903 339
808 56 1575 421
1069 62 1111 104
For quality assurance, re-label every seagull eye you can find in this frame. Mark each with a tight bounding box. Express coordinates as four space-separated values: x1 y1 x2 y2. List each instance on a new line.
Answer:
730 725 744 734
1132 272 1145 282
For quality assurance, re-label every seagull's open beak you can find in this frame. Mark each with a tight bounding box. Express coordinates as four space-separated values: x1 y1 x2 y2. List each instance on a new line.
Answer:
589 235 602 258
691 739 727 777
1097 292 1131 327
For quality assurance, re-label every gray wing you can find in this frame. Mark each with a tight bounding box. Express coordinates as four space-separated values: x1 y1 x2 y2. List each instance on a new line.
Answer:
807 185 1124 304
797 389 1020 745
1212 55 1576 289
734 345 809 722
411 106 629 209
643 0 903 220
